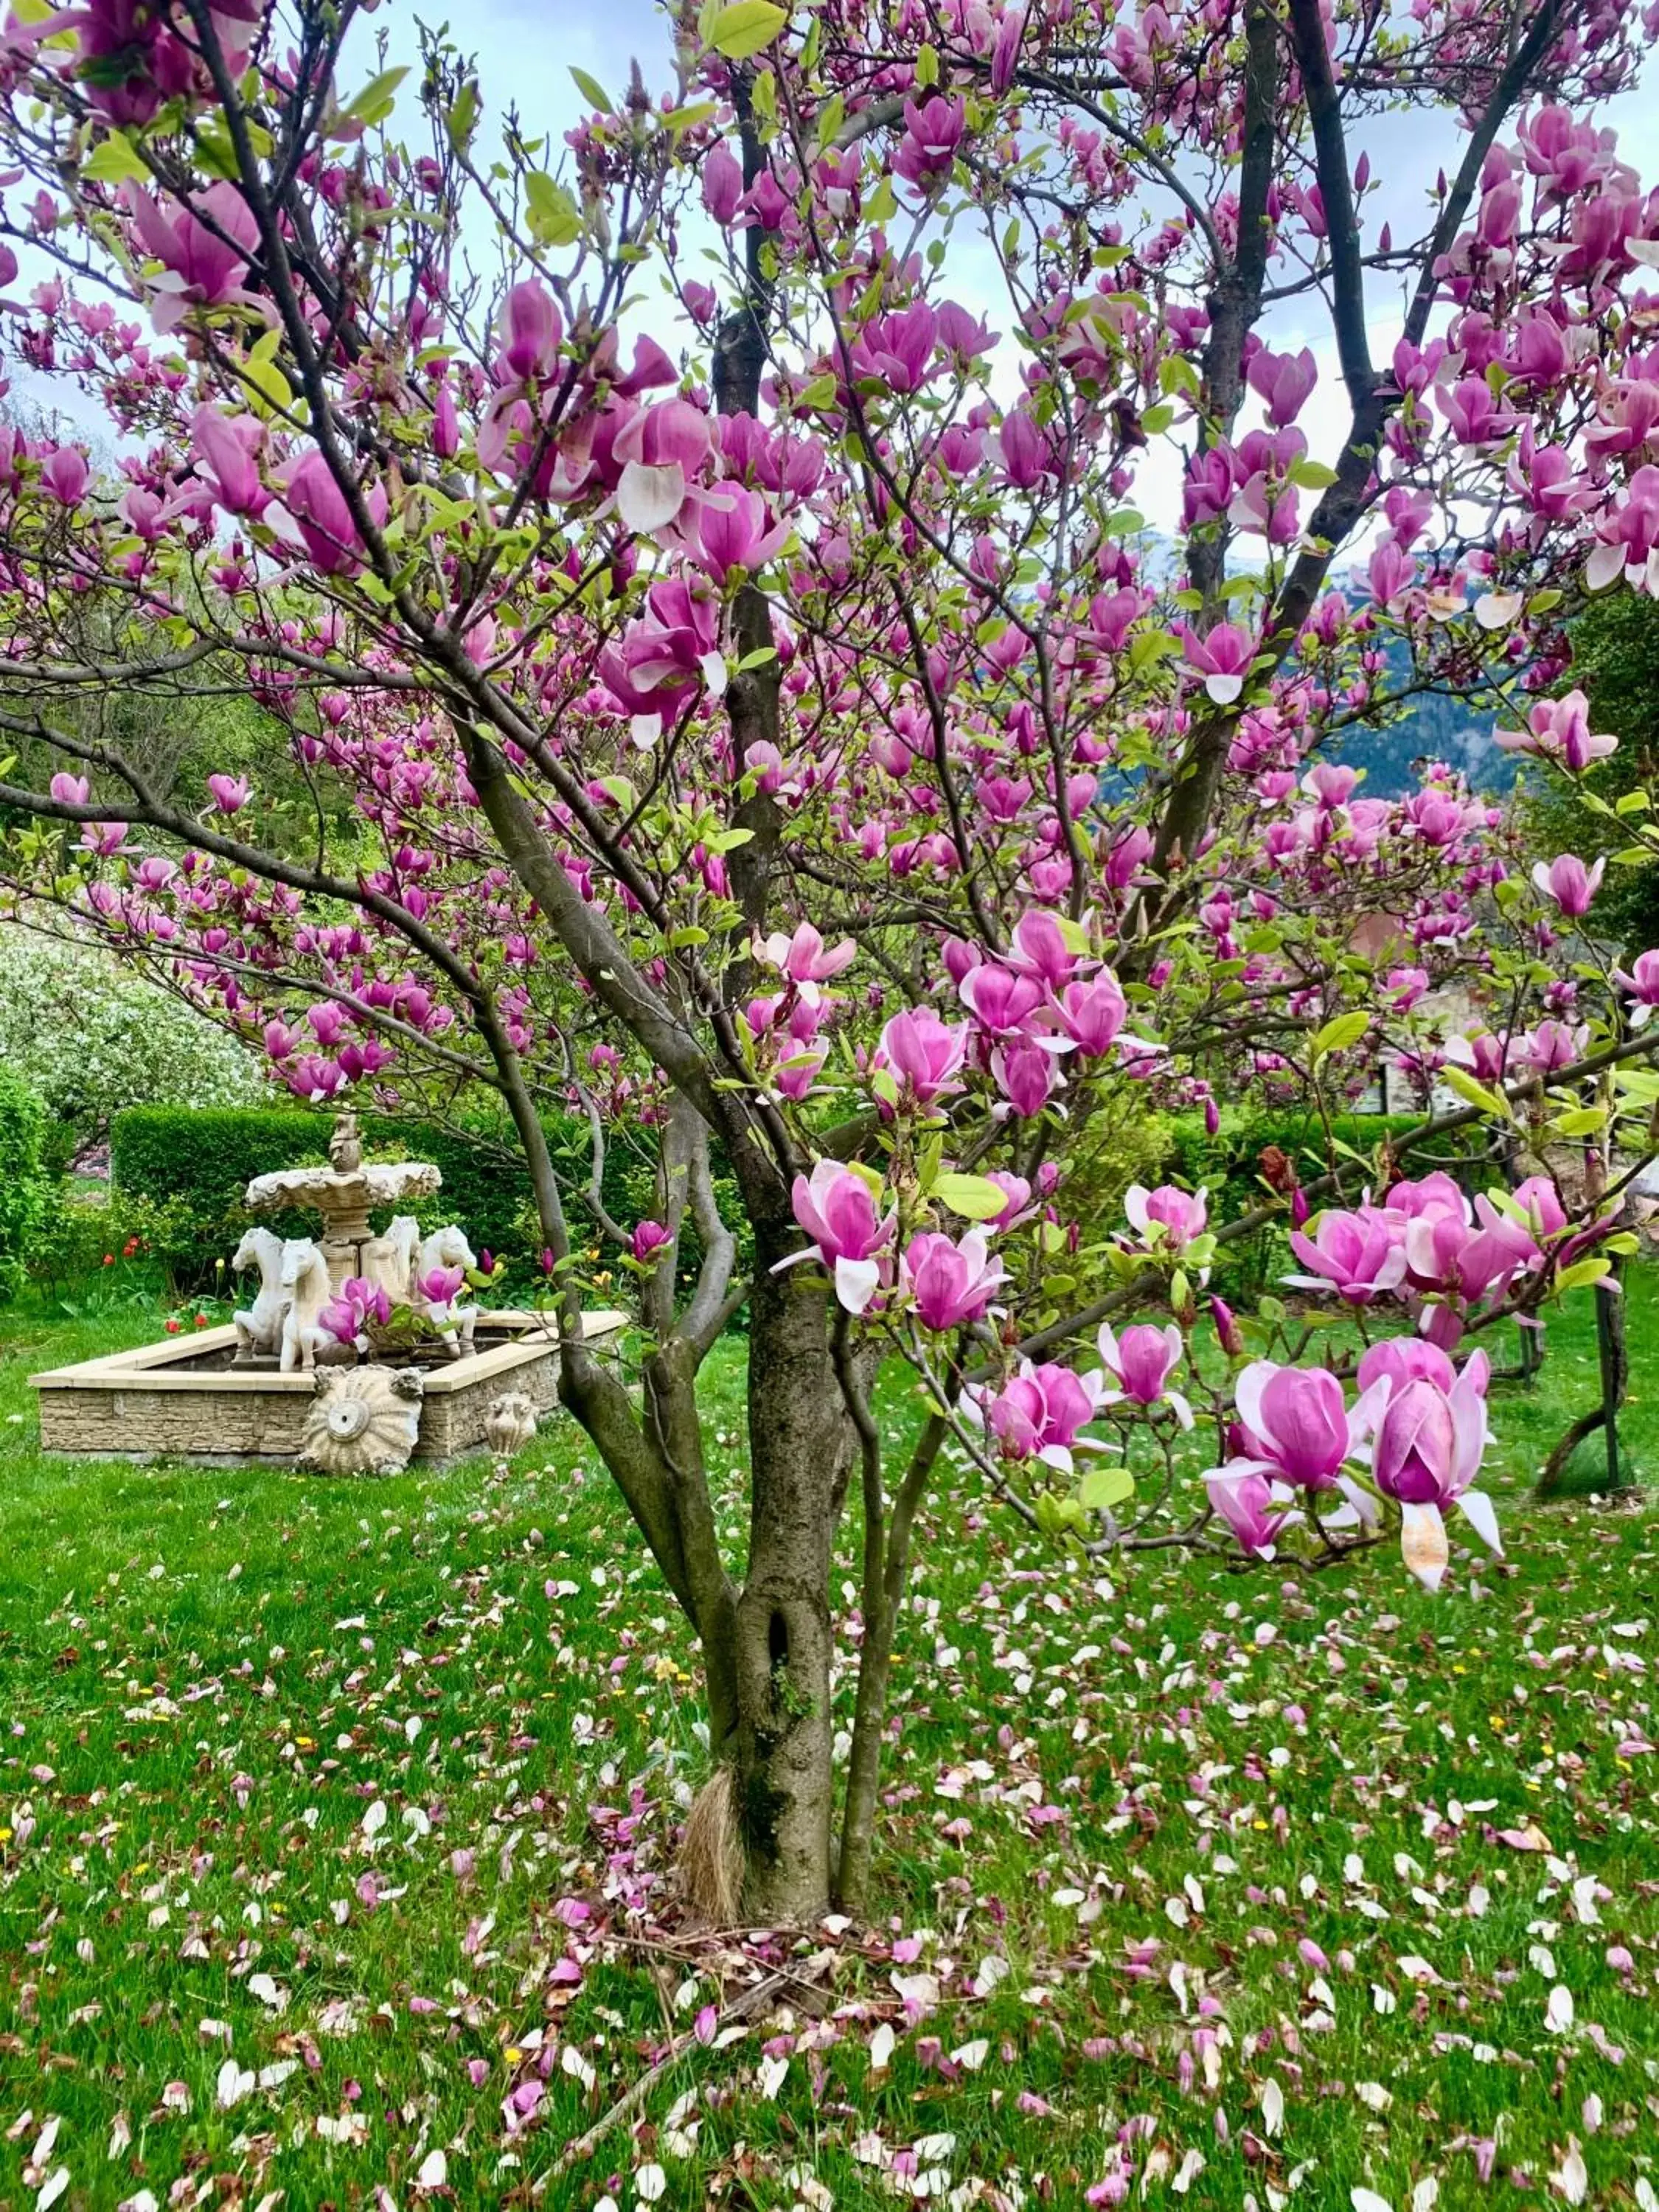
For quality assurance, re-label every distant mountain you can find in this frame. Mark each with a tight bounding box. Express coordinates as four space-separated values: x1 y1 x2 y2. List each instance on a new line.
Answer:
1331 684 1512 799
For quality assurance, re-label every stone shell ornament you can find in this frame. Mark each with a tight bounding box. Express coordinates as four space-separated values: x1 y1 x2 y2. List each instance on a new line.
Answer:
483 1391 539 1457
298 1364 425 1476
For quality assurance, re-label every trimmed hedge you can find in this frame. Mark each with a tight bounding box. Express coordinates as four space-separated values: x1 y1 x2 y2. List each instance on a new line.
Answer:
0 1069 48 1303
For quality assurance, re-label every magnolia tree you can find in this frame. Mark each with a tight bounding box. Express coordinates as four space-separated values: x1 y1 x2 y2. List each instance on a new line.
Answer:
4 0 1659 1919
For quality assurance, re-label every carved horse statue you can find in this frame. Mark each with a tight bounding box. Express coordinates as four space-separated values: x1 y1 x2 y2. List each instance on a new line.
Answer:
278 1237 333 1373
362 1214 420 1305
231 1225 288 1358
415 1223 479 1351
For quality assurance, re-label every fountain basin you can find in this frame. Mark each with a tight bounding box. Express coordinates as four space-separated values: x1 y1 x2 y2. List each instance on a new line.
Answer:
30 1308 627 1467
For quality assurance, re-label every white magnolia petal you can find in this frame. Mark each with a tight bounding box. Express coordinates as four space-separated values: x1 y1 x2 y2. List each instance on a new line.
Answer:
615 459 687 534
1455 1487 1503 1555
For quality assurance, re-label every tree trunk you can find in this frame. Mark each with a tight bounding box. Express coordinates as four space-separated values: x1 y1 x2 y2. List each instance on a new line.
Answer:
723 1252 846 1921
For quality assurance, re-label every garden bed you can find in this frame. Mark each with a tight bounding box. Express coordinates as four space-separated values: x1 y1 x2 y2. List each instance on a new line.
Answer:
29 1307 627 1466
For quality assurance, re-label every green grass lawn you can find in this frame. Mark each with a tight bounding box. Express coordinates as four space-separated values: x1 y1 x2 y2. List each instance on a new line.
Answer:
1 1280 1658 2211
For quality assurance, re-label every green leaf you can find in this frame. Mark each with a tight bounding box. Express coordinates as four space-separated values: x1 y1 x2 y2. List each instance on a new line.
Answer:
1554 1256 1613 1297
1077 1465 1135 1512
338 66 408 130
709 0 789 57
446 80 481 150
1440 1063 1513 1122
663 100 720 133
1310 1009 1370 1061
1548 1105 1607 1138
524 172 581 247
569 67 613 112
1139 401 1175 436
81 131 149 185
1034 1492 1085 1537
932 1172 1011 1222
1289 457 1339 490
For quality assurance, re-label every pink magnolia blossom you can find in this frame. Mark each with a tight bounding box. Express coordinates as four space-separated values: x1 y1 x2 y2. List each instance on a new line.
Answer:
1005 910 1082 988
970 1360 1106 1475
1177 620 1255 706
1359 1350 1500 1588
1531 852 1604 917
1494 689 1617 771
1096 1321 1191 1426
319 1276 392 1346
495 280 563 382
630 1220 672 1265
990 1040 1060 1118
894 94 966 190
1385 1173 1471 1225
1048 973 1127 1057
1614 947 1659 1022
613 398 717 535
1356 1335 1458 1397
1509 1175 1568 1238
1248 344 1317 428
677 484 790 582
702 142 744 225
125 181 259 329
983 1172 1037 1231
279 451 389 577
1520 1019 1587 1074
1123 1183 1208 1251
959 961 1046 1036
1207 1467 1298 1559
1226 1360 1368 1492
40 445 89 505
206 773 251 814
874 1007 968 1108
778 1159 894 1313
903 1228 1004 1330
49 771 88 804
1285 1207 1408 1304
756 920 856 1005
191 404 268 518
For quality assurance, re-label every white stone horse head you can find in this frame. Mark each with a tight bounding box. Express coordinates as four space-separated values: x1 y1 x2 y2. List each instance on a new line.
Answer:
417 1222 477 1278
231 1224 288 1358
278 1237 333 1373
363 1213 421 1304
415 1223 479 1352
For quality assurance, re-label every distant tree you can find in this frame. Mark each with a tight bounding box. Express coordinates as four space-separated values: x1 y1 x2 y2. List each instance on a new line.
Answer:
1517 594 1659 952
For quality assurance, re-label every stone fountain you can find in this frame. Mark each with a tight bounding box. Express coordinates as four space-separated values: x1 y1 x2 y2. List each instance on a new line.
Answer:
31 1112 625 1470
244 1111 440 1292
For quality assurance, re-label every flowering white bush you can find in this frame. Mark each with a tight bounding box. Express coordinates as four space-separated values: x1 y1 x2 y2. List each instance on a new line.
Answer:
0 929 261 1158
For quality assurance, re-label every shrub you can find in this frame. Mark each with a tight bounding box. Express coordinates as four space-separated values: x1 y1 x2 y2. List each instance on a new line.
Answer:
0 930 260 1168
29 1185 207 1306
0 1069 47 1302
